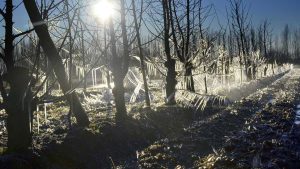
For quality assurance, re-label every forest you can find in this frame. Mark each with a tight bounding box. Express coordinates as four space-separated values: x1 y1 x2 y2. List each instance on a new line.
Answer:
0 0 300 168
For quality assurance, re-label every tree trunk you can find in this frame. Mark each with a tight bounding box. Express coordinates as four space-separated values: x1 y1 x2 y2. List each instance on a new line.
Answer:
109 0 131 125
239 57 243 83
108 15 127 124
245 60 252 81
162 0 177 105
165 59 177 104
23 0 89 127
225 56 230 85
3 0 14 71
112 78 127 123
5 68 32 152
2 0 32 152
184 62 195 92
252 63 257 79
66 0 74 127
264 64 268 76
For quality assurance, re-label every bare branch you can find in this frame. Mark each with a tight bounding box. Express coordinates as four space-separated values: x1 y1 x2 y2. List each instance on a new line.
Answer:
0 9 5 18
13 28 35 39
0 52 4 59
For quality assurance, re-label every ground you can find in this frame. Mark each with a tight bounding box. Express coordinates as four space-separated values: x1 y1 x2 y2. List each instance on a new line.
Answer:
0 69 300 169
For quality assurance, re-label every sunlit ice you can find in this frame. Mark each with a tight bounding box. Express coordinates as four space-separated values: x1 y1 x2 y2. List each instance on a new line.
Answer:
92 0 114 21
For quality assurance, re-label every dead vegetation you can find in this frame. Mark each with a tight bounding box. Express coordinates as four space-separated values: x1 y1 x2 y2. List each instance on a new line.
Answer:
0 68 299 169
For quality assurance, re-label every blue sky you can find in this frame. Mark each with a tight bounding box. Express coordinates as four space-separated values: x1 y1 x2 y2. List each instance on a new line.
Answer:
210 0 300 34
0 0 300 36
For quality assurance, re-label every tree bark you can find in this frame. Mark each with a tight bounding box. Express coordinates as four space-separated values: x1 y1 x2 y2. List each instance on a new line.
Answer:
162 0 177 105
23 0 89 127
3 0 14 71
112 78 127 123
1 0 33 152
169 0 195 92
108 0 131 124
5 68 32 152
108 16 127 124
184 62 195 92
165 59 177 105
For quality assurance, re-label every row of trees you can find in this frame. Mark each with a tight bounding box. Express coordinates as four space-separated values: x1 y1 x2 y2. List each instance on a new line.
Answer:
0 0 297 152
276 24 300 63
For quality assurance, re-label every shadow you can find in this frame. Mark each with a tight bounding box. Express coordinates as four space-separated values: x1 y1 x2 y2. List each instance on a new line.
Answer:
32 106 199 169
38 118 153 168
0 103 246 169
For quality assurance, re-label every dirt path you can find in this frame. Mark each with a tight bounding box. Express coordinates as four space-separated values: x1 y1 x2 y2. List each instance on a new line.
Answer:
137 69 300 168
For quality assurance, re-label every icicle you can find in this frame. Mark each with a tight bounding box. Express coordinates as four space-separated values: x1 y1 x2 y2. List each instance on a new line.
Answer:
102 70 105 84
37 113 40 134
81 67 84 80
81 68 84 80
66 61 69 79
80 67 84 80
75 66 78 78
95 69 97 86
77 67 80 80
78 67 80 80
78 67 81 80
43 79 47 94
130 83 142 103
80 67 83 80
92 70 95 86
44 103 47 124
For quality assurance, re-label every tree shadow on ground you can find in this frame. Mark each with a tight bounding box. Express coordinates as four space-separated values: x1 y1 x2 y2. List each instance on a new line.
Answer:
29 106 200 169
0 104 226 169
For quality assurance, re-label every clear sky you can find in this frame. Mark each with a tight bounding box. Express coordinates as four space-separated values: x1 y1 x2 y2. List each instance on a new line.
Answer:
210 0 300 34
0 0 300 36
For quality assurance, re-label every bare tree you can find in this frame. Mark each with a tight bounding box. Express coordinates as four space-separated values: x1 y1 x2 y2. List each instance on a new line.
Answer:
162 0 177 104
108 0 132 124
282 24 290 58
0 0 35 152
132 0 151 108
168 0 196 92
293 27 300 61
228 0 252 80
23 0 90 128
260 20 273 75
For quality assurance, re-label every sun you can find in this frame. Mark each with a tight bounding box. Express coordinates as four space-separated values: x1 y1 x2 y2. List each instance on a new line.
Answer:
92 0 114 21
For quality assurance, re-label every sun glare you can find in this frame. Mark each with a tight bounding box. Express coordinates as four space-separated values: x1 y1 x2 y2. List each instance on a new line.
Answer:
93 0 114 21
